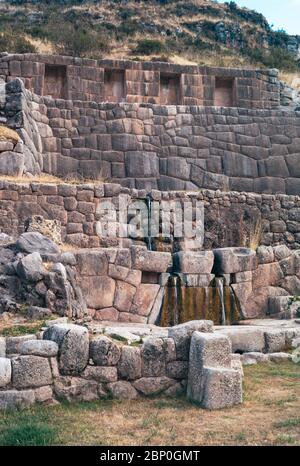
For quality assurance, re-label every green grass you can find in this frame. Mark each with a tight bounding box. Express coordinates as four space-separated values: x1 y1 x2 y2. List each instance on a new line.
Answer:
274 418 300 428
0 409 58 446
0 362 299 446
0 323 44 337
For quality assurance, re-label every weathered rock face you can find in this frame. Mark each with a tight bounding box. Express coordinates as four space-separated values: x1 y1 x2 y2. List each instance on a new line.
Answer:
187 332 242 409
89 336 121 366
16 232 60 255
0 357 11 388
0 390 35 409
12 356 52 389
43 324 89 375
168 320 214 360
24 216 62 245
0 235 86 319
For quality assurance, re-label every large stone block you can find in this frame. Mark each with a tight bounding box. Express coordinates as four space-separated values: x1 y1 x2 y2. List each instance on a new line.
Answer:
133 376 176 396
0 390 35 409
125 151 159 177
15 232 60 255
187 332 242 409
12 356 52 389
75 250 108 276
131 283 160 317
43 324 89 375
80 276 116 309
141 337 166 377
54 376 102 402
173 251 214 274
213 247 257 274
0 358 11 388
19 340 58 358
0 151 24 176
197 367 242 409
168 320 213 360
117 346 142 380
264 330 286 353
0 337 6 358
107 381 138 399
16 252 45 282
89 336 121 366
6 334 37 355
131 246 171 272
82 366 118 383
217 327 265 353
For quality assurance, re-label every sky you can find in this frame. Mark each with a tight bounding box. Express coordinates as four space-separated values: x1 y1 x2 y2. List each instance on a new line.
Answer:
218 0 300 35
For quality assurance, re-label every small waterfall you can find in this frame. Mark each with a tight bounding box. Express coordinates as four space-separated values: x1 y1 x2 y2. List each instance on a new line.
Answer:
146 195 152 251
215 277 226 326
160 275 240 327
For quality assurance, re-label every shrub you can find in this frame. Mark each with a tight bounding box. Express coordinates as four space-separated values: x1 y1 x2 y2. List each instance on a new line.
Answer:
45 17 109 57
248 46 298 71
134 39 166 55
0 30 37 54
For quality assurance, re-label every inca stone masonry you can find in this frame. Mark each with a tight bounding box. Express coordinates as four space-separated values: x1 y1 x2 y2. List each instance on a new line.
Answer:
0 53 299 195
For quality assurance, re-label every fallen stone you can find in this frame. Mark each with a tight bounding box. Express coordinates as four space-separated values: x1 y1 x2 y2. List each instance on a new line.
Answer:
27 306 52 320
15 232 60 255
16 252 45 282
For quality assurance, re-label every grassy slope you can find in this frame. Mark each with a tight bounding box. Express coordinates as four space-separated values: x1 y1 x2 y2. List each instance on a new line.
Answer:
0 1 298 70
0 361 299 446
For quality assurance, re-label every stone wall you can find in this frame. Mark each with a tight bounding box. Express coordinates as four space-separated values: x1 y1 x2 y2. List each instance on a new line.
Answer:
1 181 300 250
0 53 280 109
1 79 299 194
0 320 244 409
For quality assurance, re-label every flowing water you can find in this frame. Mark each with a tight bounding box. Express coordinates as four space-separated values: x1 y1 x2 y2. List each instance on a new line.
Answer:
160 275 240 327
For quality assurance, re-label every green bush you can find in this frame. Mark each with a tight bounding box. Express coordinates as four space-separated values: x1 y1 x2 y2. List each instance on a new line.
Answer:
248 46 298 71
44 16 109 57
134 39 166 55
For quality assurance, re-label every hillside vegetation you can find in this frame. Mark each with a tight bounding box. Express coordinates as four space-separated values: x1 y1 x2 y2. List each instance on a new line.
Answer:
0 0 299 74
